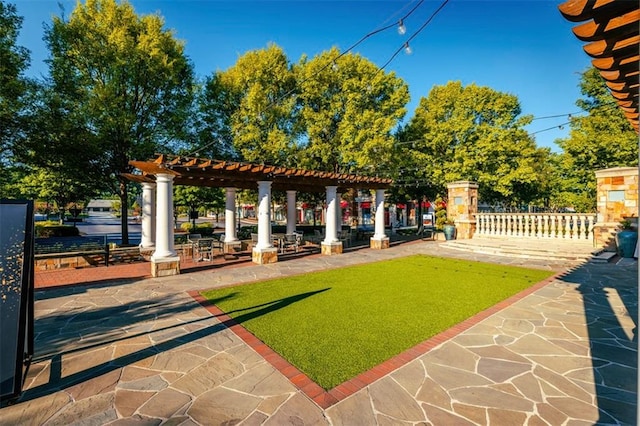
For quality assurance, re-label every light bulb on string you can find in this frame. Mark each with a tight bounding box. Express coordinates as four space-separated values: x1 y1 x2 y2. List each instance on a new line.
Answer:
404 42 412 55
397 19 406 35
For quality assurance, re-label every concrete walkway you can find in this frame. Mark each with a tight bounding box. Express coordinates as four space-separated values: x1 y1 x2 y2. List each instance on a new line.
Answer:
1 239 637 425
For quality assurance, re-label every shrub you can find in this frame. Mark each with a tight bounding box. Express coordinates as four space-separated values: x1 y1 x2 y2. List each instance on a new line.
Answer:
238 225 258 240
180 222 214 236
434 196 447 231
35 222 80 238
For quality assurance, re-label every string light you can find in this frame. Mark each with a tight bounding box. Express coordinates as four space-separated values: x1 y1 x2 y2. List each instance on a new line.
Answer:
404 42 412 55
397 19 407 35
379 0 450 72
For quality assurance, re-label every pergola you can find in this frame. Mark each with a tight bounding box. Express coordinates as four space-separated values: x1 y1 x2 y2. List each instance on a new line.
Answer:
559 0 639 132
125 154 392 192
125 154 394 276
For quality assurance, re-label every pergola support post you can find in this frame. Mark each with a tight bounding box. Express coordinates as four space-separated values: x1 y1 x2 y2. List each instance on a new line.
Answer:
322 185 343 255
224 187 241 253
370 189 389 249
151 174 180 276
286 190 297 235
139 182 156 260
253 181 278 264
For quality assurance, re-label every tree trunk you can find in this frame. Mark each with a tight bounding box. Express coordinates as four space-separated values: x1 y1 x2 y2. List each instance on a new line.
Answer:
119 179 129 245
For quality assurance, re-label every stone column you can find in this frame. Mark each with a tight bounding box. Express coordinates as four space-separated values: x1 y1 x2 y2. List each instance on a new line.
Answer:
322 186 342 255
151 174 180 277
253 181 278 264
140 182 156 249
286 190 297 235
446 181 479 239
593 167 639 249
224 187 241 253
371 189 389 249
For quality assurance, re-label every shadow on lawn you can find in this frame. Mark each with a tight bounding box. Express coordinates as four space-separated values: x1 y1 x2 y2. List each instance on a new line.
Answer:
204 288 331 324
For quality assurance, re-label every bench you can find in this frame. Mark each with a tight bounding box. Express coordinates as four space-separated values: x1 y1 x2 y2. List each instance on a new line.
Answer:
35 236 110 266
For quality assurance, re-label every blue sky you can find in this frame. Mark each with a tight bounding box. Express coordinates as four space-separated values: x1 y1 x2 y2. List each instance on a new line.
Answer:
14 0 592 151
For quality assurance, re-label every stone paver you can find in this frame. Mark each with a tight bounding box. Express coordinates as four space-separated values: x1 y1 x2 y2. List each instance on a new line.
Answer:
1 238 636 425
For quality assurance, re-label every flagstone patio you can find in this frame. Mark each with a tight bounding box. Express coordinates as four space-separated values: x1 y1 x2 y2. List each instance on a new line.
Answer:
1 239 636 425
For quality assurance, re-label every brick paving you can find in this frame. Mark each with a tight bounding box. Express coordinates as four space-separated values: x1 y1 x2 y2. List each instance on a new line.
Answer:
2 238 637 425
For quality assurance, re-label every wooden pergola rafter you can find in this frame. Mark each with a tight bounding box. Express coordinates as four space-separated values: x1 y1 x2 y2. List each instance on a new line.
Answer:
124 154 393 193
559 0 640 132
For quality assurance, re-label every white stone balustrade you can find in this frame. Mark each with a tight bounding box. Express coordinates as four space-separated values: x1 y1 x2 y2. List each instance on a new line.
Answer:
475 213 596 240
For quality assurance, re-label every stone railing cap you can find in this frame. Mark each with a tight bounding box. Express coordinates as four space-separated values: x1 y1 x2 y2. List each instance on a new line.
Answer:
595 167 638 178
447 181 479 188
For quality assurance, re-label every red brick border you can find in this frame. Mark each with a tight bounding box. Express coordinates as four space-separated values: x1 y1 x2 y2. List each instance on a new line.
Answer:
187 270 562 409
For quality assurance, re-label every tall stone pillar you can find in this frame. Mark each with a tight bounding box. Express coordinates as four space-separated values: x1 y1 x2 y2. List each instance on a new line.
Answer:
371 189 389 249
140 182 156 249
286 190 297 235
151 174 180 277
593 167 638 249
322 185 342 255
253 181 278 264
224 187 241 253
446 181 478 239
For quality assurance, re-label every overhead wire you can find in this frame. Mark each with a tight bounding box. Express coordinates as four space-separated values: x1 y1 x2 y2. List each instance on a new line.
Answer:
378 0 450 72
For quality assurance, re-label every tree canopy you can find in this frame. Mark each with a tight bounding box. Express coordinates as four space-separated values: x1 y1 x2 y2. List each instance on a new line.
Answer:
295 47 409 173
552 67 638 212
0 0 30 195
41 0 195 242
399 81 547 205
219 44 299 165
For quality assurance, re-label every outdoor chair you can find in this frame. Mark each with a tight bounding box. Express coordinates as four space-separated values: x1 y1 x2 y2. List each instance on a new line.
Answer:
282 233 300 252
212 233 224 252
187 233 203 260
195 238 214 261
339 229 352 247
312 229 324 244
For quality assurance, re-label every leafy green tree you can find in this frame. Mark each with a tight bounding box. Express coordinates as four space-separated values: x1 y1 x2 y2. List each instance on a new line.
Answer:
401 81 545 206
296 47 409 174
43 0 195 243
187 73 238 160
0 1 31 197
0 1 29 158
219 44 299 165
174 185 224 229
18 167 95 223
553 67 638 212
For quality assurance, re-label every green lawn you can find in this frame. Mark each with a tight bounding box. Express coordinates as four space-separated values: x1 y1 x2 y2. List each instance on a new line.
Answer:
201 255 552 389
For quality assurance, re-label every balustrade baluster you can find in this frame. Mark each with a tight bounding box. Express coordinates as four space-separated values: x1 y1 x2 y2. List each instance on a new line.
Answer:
587 215 595 240
564 214 571 239
576 214 584 239
517 214 524 237
550 215 557 238
542 215 549 238
535 215 542 238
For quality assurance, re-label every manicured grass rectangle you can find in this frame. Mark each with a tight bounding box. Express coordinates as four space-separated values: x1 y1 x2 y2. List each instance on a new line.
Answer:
201 255 552 390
